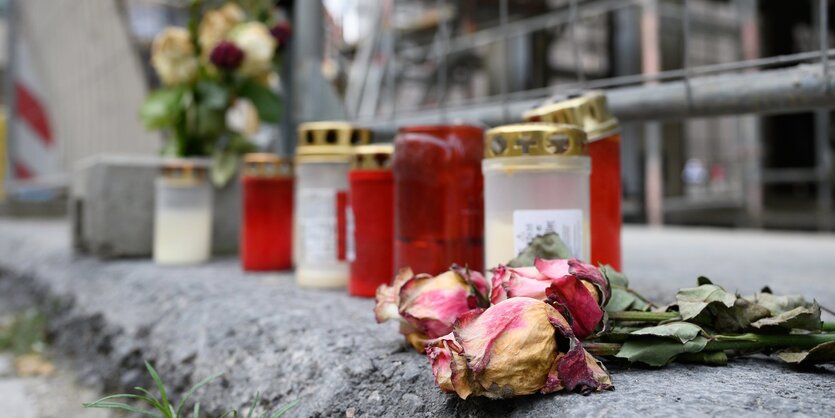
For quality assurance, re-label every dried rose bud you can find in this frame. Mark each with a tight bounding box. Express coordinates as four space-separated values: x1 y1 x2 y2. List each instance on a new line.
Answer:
375 266 489 352
426 297 612 399
210 41 244 71
490 258 609 339
270 21 292 52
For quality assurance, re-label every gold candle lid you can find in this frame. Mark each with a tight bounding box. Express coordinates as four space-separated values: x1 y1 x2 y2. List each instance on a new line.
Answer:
242 153 293 178
350 144 394 170
296 121 373 162
484 123 587 159
522 91 618 140
160 158 210 182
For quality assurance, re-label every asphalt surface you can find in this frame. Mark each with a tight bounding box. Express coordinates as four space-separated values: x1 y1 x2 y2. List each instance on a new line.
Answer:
0 218 833 417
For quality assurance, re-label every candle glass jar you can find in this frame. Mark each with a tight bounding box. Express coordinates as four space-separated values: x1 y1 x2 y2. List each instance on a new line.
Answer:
294 122 371 288
347 144 394 297
240 153 294 271
153 159 213 265
483 124 590 270
524 92 622 270
393 124 485 276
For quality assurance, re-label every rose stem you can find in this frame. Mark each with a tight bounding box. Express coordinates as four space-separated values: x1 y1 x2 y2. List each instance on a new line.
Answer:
584 332 835 357
608 311 835 331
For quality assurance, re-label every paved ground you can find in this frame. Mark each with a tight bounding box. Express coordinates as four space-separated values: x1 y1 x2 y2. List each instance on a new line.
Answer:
0 218 833 417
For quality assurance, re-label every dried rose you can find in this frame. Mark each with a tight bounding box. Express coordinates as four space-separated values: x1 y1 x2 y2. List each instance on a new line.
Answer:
198 3 246 61
270 21 292 52
229 22 276 77
491 258 609 339
426 297 612 399
375 266 489 352
210 41 244 71
150 27 198 86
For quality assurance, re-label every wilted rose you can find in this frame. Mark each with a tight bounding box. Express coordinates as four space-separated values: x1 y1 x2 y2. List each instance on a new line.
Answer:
210 41 244 71
229 22 276 77
198 3 246 61
426 297 612 399
375 266 489 352
270 21 292 52
151 27 198 86
491 258 609 339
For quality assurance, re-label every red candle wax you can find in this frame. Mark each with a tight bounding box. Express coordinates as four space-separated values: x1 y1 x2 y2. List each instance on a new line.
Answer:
240 155 294 271
589 134 622 271
393 125 484 276
348 169 394 297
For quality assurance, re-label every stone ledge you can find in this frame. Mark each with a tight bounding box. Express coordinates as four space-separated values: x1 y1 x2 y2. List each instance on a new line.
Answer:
0 219 834 417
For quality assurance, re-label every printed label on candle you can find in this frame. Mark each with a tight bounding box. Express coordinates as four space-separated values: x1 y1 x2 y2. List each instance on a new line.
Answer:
513 209 583 258
345 204 356 262
299 188 338 263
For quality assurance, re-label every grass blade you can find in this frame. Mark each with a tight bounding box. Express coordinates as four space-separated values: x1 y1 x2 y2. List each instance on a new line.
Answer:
175 372 224 417
145 361 173 418
268 399 299 418
83 401 164 418
245 391 260 418
219 412 237 418
145 361 172 418
193 402 199 418
133 387 165 411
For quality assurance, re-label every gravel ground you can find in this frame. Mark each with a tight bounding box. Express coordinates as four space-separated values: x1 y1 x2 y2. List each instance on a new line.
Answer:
0 218 833 417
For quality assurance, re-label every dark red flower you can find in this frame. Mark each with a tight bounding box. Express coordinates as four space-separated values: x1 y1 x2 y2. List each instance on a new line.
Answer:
270 21 292 51
210 41 244 71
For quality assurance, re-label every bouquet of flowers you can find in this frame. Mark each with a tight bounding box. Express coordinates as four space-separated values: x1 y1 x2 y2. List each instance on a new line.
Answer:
140 0 291 185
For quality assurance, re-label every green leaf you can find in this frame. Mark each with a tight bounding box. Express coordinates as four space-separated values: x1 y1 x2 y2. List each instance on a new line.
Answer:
195 80 229 109
507 232 572 268
83 401 164 418
777 341 835 365
677 350 728 366
675 284 736 320
145 362 173 418
268 399 300 418
750 303 822 332
141 87 186 130
630 322 704 344
600 266 653 312
211 149 240 187
616 336 709 367
195 102 226 139
239 80 282 123
175 371 224 417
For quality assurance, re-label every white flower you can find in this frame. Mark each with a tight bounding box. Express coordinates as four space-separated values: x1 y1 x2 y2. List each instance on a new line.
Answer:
229 22 276 77
198 2 246 61
225 98 260 137
150 27 198 86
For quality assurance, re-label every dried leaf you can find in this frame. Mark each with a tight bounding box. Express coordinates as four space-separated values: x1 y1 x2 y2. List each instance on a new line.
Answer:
616 336 709 367
15 354 55 377
630 322 704 344
507 232 572 268
710 298 771 333
599 265 653 313
676 284 736 320
750 303 822 332
776 341 835 365
746 292 810 316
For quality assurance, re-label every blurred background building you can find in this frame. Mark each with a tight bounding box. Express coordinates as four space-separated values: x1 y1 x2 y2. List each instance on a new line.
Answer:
1 0 834 230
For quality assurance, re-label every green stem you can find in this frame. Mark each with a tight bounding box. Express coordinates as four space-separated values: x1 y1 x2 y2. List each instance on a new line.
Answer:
584 332 835 357
607 311 681 322
608 311 835 332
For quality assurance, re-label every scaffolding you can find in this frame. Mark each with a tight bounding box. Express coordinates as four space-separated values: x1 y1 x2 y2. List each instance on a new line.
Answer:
291 0 835 231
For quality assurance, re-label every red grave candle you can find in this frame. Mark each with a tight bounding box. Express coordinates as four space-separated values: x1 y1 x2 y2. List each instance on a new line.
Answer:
240 153 294 271
524 92 622 270
393 124 485 276
347 144 395 297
